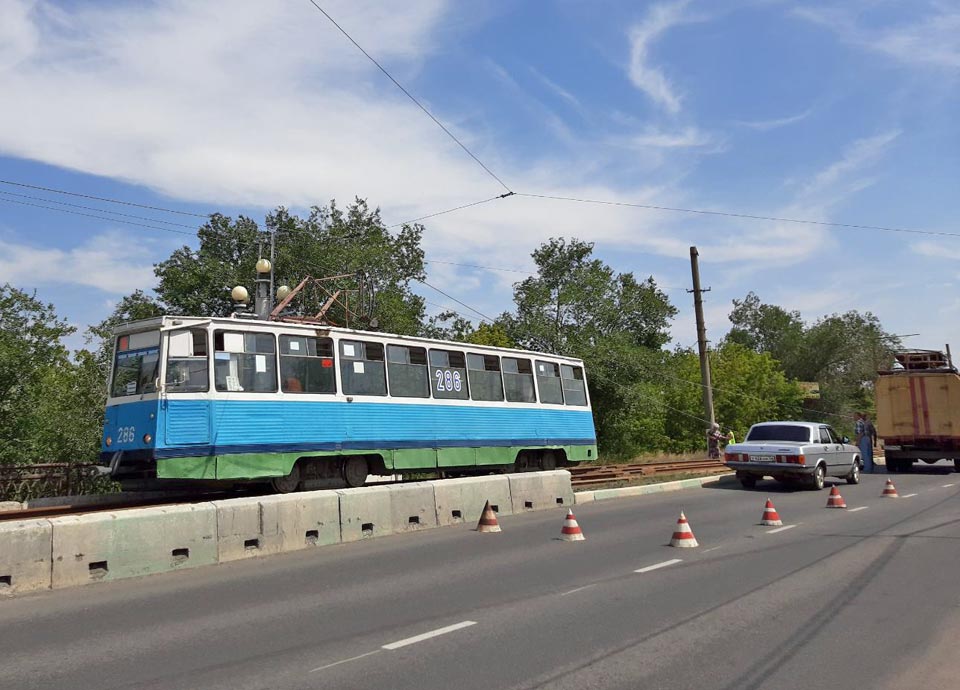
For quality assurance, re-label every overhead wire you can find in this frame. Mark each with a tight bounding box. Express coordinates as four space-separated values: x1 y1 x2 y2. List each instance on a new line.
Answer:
415 279 496 323
305 1 513 194
0 179 209 218
0 190 201 230
0 197 197 236
387 193 514 228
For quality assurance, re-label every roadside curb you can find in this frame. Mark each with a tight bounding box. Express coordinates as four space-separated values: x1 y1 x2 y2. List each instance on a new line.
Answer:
574 473 736 504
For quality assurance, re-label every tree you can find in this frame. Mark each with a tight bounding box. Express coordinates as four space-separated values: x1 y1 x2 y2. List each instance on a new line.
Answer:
86 290 164 375
727 292 805 378
502 238 678 457
154 199 427 335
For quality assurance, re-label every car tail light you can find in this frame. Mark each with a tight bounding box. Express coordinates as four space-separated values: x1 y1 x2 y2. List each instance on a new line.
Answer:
724 452 739 462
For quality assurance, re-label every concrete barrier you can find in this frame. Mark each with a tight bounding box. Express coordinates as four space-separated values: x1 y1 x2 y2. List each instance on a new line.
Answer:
213 495 282 562
430 476 512 526
575 474 733 504
0 501 23 512
259 491 340 552
50 503 217 588
0 519 53 596
337 483 438 542
507 470 574 513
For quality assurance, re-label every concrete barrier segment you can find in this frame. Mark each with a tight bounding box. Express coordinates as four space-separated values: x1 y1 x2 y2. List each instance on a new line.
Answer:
0 518 53 596
336 485 394 543
386 482 439 533
0 501 23 512
507 470 574 513
258 491 340 551
429 475 513 526
213 495 282 562
49 502 218 589
574 473 733 504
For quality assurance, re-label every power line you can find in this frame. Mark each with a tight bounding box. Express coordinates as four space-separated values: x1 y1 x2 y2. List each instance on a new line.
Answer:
0 197 197 236
425 259 532 275
387 193 513 228
515 192 960 239
415 279 496 323
0 179 209 218
305 1 512 194
0 190 200 230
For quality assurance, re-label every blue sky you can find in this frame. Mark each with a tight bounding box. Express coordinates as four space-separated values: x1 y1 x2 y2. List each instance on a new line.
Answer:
1 0 958 353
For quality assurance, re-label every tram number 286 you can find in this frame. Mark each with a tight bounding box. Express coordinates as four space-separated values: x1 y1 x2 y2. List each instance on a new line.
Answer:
434 368 463 392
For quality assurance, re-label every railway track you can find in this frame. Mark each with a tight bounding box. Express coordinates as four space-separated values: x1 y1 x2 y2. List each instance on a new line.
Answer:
569 459 727 487
0 461 728 521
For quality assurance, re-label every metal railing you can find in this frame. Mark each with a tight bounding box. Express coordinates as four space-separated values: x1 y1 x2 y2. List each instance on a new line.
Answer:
0 463 118 503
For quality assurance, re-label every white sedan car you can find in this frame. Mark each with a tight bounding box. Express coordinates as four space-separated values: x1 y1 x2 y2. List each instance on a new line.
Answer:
724 421 862 490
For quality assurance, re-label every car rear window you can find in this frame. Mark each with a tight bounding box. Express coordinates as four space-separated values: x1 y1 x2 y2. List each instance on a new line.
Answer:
746 425 811 443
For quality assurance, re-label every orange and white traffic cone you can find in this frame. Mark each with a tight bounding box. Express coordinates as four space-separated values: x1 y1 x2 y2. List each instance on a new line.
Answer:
881 479 900 498
476 500 501 533
669 511 699 547
760 498 783 526
825 485 847 509
559 509 585 542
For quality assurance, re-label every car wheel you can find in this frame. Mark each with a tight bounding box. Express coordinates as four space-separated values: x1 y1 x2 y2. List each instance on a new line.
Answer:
809 465 825 490
846 461 861 485
739 475 757 489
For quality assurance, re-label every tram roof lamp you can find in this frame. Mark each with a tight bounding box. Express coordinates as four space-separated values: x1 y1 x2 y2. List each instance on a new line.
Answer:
231 285 250 303
276 285 291 301
256 258 272 274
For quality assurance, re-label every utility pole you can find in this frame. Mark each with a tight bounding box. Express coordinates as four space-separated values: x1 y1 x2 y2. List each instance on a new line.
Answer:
269 226 276 306
688 246 715 428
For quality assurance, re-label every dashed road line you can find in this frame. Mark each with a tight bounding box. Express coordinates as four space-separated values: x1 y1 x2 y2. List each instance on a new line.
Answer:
943 484 955 488
766 524 797 534
561 584 597 597
848 506 869 513
901 493 918 498
703 546 722 553
635 559 683 574
382 621 477 650
310 650 381 673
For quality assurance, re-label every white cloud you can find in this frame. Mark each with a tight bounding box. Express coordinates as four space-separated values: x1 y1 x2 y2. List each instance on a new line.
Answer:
627 126 715 149
626 0 692 113
912 241 960 261
735 108 814 131
0 230 157 293
794 4 960 70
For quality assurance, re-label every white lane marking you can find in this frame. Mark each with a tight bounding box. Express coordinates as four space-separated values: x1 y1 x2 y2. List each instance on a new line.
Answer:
848 506 869 513
634 558 683 574
310 650 381 673
561 584 597 597
902 493 918 498
382 621 477 650
766 524 796 534
703 546 722 553
943 483 956 488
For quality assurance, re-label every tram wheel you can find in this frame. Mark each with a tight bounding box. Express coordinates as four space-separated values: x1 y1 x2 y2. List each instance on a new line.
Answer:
343 456 369 488
271 464 301 493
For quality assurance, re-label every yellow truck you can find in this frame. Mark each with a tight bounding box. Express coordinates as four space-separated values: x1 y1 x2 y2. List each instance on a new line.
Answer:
876 349 960 473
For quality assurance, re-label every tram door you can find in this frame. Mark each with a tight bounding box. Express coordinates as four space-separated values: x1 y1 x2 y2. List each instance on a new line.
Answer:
162 329 212 446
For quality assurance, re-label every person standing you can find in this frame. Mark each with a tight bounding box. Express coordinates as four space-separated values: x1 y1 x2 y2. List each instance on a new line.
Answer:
707 422 729 459
855 412 874 473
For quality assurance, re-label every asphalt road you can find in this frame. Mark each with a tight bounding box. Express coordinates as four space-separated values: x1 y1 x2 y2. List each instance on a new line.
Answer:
3 465 960 690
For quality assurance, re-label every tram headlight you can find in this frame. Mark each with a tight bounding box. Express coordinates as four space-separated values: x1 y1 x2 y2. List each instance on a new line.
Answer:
143 433 153 444
105 436 112 447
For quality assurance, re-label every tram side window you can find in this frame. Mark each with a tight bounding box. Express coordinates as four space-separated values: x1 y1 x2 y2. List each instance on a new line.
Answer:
340 340 387 396
214 331 277 393
279 335 335 394
387 345 430 398
165 329 209 392
467 353 504 402
429 349 468 400
111 332 160 397
503 357 536 403
535 360 564 405
561 364 588 406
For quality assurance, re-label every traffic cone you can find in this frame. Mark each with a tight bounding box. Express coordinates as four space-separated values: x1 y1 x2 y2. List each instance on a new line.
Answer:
476 500 501 533
760 498 783 526
825 485 847 509
669 511 699 547
559 509 585 542
881 479 900 498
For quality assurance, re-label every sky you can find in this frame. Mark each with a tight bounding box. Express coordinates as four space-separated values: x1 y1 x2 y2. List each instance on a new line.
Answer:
1 0 958 354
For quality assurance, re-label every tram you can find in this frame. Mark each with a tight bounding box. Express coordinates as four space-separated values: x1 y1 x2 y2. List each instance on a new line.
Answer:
101 315 597 491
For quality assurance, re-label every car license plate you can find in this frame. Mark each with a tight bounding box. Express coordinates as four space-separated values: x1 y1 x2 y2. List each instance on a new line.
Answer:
750 454 775 463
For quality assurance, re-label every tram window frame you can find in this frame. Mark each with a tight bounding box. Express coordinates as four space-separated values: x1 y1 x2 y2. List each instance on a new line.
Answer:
279 335 336 394
386 344 430 398
428 349 469 400
466 353 504 402
535 360 564 405
502 357 536 403
339 339 388 396
560 364 588 406
164 328 210 393
111 332 160 398
213 330 278 393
